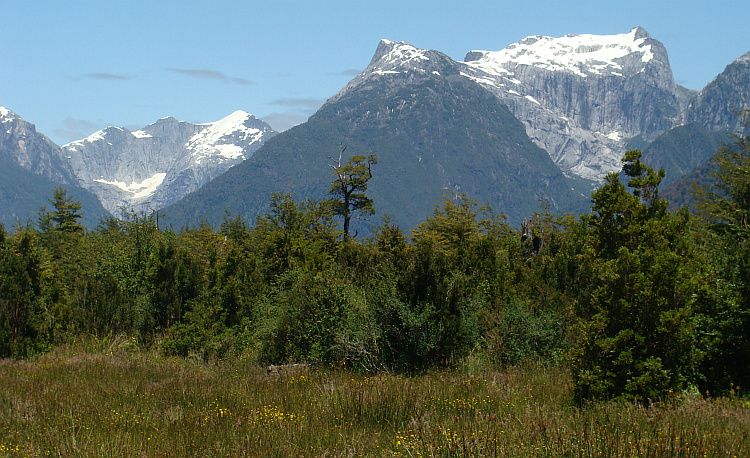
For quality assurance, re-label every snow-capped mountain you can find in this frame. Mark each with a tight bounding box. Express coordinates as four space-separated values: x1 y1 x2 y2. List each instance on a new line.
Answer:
4 28 749 231
332 28 694 181
61 111 276 216
163 38 594 231
461 27 694 180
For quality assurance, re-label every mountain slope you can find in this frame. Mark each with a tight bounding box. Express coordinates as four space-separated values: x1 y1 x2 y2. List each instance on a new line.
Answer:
162 41 591 232
647 49 750 208
682 50 750 133
640 122 729 187
0 105 110 229
61 111 276 216
0 159 108 230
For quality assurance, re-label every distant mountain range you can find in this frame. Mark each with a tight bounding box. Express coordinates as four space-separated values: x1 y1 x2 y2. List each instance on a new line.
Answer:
0 107 276 226
60 111 276 216
162 54 593 232
1 27 748 232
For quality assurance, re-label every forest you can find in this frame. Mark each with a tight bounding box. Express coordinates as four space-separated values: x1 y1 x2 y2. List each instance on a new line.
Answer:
2 122 750 407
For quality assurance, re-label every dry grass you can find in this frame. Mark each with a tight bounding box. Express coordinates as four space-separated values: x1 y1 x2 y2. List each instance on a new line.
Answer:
0 343 748 457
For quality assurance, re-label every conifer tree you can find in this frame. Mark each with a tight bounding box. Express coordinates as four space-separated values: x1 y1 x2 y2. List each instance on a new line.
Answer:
328 145 377 241
572 151 700 403
693 112 750 392
48 187 84 233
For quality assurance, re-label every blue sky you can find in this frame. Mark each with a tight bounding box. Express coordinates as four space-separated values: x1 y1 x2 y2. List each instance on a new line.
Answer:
3 0 749 146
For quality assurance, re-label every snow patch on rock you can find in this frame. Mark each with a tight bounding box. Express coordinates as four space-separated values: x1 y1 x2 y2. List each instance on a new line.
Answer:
131 130 152 139
94 172 167 200
186 110 264 163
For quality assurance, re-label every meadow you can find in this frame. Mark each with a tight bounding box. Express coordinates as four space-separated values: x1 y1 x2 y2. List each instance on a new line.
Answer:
1 337 748 457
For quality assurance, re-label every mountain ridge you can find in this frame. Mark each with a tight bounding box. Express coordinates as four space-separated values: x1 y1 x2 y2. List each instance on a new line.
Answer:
161 44 592 231
2 28 749 233
59 111 277 216
329 29 695 183
0 105 110 229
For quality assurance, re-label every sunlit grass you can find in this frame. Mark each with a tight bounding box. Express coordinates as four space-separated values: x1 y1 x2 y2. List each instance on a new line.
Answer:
0 342 748 457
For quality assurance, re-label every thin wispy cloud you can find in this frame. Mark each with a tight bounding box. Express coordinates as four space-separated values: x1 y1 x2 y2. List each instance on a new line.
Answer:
85 73 131 81
54 117 102 143
337 69 362 76
168 68 254 85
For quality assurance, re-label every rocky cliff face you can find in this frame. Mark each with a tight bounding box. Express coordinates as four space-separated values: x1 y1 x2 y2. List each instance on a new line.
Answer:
61 111 276 216
682 51 750 133
0 105 77 184
459 27 695 181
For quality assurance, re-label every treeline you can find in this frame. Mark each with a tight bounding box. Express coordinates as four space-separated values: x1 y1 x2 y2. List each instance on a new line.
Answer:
2 131 750 404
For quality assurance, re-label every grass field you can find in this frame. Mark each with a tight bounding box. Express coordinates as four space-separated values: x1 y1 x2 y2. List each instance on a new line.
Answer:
0 337 748 457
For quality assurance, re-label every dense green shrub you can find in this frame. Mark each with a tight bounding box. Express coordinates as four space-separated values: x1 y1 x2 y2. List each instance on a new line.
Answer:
4 138 750 405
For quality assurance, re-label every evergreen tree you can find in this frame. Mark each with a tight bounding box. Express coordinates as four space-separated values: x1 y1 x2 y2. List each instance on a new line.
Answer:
0 228 43 358
693 113 750 392
328 145 377 241
572 151 701 403
47 187 84 233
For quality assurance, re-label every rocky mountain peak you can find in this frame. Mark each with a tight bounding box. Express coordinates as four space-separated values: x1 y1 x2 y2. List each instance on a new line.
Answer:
327 30 689 182
187 110 275 165
681 48 750 133
0 104 77 184
1 105 20 124
631 26 650 40
368 40 430 70
60 113 276 216
457 28 688 181
736 50 750 64
368 39 412 66
327 40 459 105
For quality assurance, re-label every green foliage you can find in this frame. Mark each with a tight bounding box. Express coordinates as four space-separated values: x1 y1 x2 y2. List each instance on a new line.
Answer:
328 146 378 241
411 192 484 258
0 228 43 358
691 112 750 393
572 151 702 403
695 112 750 236
48 187 85 233
255 267 357 365
482 298 566 366
3 153 750 408
145 234 203 331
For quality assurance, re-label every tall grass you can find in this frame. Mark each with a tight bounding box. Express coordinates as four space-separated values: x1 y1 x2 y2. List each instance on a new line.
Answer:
0 340 748 456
